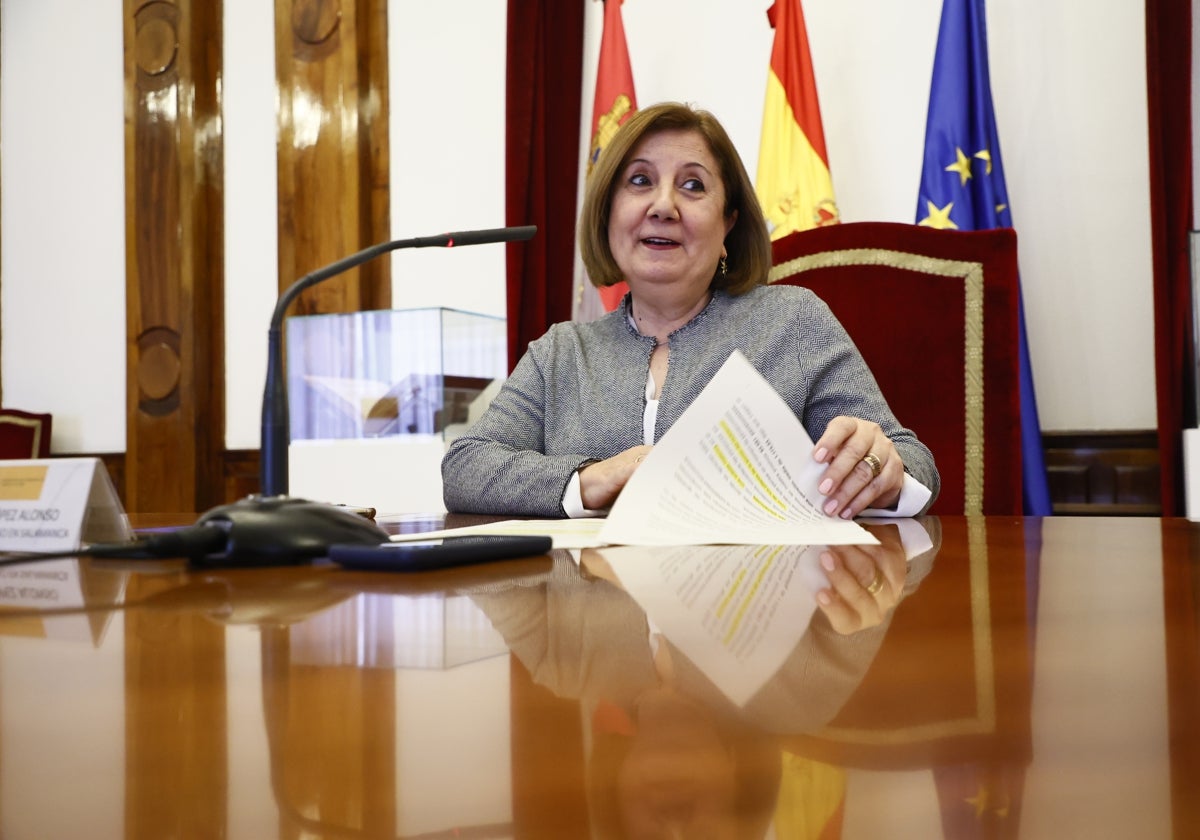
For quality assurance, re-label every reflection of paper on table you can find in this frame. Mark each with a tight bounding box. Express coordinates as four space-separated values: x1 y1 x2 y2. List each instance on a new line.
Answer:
598 543 829 707
600 350 878 546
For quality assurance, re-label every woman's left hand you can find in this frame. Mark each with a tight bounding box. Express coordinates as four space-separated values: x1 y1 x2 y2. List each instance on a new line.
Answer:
812 416 905 519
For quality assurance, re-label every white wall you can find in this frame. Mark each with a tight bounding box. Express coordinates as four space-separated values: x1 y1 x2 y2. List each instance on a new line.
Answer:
387 2 508 317
1 0 1158 455
224 0 281 455
0 0 126 452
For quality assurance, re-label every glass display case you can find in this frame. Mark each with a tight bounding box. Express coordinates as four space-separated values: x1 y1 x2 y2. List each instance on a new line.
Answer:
286 307 506 443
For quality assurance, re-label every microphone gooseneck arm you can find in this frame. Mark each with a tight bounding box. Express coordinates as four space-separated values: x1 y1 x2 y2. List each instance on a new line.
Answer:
260 225 537 498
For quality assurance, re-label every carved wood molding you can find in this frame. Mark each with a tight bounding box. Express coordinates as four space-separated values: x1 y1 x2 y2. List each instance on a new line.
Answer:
124 0 225 512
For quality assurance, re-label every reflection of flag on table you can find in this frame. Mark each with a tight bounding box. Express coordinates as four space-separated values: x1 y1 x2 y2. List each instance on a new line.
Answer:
916 0 1052 515
755 0 839 241
577 0 638 316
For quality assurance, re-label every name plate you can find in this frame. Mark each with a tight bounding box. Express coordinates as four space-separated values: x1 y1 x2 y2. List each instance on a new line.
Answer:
0 458 131 553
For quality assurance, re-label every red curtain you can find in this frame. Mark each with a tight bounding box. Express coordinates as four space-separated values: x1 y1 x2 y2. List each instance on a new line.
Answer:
505 0 585 370
1147 0 1194 515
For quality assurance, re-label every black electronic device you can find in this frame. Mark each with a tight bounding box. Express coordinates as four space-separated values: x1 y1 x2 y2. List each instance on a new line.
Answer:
1 499 388 571
0 496 390 569
189 496 390 567
328 535 553 572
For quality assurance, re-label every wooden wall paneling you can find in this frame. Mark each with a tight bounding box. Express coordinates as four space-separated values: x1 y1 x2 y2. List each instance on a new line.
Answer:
1044 430 1162 515
124 0 225 513
221 448 262 503
96 448 252 508
275 0 390 316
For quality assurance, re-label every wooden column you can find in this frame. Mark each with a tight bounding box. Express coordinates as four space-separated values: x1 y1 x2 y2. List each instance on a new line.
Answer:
124 0 225 513
275 0 390 314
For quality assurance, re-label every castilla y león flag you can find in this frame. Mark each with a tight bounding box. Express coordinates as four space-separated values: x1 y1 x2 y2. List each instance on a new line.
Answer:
588 0 637 313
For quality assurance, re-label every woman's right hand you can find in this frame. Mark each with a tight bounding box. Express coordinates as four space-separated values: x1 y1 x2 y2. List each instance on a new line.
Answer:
813 527 908 634
578 445 654 510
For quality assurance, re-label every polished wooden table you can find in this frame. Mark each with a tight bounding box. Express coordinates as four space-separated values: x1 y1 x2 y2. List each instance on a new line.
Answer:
0 515 1196 839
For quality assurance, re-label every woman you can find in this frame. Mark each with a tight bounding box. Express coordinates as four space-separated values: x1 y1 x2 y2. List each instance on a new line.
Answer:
442 102 938 521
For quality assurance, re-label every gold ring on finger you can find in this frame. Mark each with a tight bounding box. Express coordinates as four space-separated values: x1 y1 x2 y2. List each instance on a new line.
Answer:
865 568 885 595
861 452 883 479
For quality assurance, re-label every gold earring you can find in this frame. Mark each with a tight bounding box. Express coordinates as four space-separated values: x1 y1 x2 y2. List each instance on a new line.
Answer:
719 256 728 277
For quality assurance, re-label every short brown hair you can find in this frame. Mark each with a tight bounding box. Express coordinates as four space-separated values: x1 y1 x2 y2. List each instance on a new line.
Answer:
579 102 771 296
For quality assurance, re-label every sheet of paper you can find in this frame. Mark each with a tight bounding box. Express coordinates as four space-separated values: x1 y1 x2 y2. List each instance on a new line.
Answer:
387 518 608 550
598 543 828 707
599 350 879 546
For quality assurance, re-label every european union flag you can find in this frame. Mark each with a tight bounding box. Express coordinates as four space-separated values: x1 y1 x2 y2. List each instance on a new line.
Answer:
916 0 1053 516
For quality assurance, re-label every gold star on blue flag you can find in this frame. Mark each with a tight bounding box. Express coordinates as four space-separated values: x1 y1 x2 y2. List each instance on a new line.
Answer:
916 0 1052 515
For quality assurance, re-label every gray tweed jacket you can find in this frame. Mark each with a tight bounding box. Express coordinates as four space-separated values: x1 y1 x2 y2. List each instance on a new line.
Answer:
442 284 939 515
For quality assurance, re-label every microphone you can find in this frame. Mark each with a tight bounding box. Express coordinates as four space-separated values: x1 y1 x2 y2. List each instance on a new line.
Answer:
260 224 536 497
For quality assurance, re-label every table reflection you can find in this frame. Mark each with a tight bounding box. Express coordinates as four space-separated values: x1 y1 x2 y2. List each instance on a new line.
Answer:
470 520 955 838
257 571 524 838
0 516 1052 839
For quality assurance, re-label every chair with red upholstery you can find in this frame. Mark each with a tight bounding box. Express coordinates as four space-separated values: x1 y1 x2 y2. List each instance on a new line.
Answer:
0 408 52 459
770 221 1022 515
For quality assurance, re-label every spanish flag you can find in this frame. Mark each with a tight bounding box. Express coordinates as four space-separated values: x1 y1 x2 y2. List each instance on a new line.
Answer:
586 0 638 313
756 0 839 240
